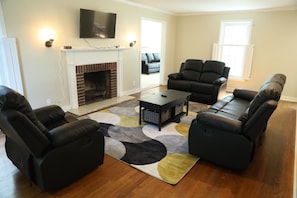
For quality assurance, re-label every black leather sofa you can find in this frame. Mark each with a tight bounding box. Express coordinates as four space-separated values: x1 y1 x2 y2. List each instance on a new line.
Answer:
141 53 160 74
0 86 105 191
168 59 230 105
188 74 286 169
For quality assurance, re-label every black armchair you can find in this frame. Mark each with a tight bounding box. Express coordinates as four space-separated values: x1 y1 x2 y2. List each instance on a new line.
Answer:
0 86 104 191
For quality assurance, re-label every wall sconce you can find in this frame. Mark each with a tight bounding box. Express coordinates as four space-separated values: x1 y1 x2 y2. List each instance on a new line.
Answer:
39 28 55 48
45 39 54 47
130 41 136 47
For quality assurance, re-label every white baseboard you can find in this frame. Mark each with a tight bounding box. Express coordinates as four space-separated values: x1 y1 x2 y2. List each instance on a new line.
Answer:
120 88 141 97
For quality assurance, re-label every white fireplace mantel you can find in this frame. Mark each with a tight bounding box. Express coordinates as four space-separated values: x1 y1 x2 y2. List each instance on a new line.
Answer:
61 47 127 109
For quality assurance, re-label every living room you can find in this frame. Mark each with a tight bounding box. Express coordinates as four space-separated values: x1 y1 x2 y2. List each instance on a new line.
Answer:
0 0 297 197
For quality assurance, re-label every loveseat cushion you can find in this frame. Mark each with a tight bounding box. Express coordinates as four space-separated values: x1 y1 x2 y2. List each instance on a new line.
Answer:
146 53 155 63
168 80 192 90
182 59 203 81
200 60 225 83
191 82 215 94
153 53 160 62
141 53 148 63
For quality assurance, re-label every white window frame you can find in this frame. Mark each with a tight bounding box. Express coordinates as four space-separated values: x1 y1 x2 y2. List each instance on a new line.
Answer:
212 20 254 80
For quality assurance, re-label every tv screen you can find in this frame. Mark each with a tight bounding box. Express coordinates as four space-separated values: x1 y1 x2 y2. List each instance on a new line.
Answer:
80 8 117 39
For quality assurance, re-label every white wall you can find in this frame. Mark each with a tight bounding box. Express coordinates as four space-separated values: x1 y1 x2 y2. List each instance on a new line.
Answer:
175 10 297 101
1 0 176 108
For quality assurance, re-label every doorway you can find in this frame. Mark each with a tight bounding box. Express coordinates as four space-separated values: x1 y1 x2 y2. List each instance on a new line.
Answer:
140 19 163 90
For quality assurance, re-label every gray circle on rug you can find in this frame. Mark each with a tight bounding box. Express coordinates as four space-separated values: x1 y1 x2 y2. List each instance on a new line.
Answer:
155 135 188 154
108 125 151 143
104 137 126 159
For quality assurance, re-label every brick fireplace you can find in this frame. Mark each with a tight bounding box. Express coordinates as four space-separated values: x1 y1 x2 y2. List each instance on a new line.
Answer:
62 47 126 109
76 63 117 106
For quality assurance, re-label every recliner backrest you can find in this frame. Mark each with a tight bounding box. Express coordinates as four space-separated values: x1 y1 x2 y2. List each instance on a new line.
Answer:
0 86 50 157
181 59 203 81
247 74 286 117
0 86 48 133
200 60 225 83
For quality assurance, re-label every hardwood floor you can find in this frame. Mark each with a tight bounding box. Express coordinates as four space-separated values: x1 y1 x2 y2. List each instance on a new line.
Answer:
0 87 296 198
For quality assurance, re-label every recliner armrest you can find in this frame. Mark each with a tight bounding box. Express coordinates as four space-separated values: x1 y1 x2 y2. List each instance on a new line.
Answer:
195 111 242 134
233 88 258 102
213 77 227 85
168 73 182 80
48 119 100 148
34 105 65 125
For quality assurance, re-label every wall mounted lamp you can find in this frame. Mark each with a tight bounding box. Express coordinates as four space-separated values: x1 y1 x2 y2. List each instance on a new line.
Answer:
45 39 54 47
39 28 55 48
130 40 136 47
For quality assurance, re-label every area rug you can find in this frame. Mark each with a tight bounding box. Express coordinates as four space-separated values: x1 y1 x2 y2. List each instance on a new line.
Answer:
86 99 208 185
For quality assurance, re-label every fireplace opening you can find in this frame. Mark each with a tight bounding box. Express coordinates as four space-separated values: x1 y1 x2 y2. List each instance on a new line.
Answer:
84 71 111 104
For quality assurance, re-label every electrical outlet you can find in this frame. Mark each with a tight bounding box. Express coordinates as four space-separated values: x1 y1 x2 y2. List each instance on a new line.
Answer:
46 98 51 105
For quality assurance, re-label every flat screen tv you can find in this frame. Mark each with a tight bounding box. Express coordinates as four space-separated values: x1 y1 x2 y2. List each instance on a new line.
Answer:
80 8 117 39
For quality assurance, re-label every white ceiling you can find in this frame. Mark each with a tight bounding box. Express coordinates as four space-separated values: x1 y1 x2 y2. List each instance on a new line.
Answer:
116 0 297 14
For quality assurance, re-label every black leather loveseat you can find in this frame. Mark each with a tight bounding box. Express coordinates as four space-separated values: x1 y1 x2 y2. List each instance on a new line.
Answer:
167 59 230 105
188 74 286 169
0 86 105 191
141 53 160 74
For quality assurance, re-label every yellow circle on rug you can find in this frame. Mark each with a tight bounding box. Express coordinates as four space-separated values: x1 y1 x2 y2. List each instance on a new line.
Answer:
158 153 198 184
175 123 190 136
117 115 141 127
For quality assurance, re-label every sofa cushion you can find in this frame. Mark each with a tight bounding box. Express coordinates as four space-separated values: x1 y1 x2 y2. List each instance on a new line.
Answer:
153 53 160 62
200 60 225 83
191 82 214 94
183 59 204 71
146 53 155 63
259 73 286 90
248 80 284 117
182 59 203 81
168 80 192 90
141 53 148 63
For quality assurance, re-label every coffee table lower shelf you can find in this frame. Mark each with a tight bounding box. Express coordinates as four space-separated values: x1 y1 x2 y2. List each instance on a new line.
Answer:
141 108 186 130
139 101 189 131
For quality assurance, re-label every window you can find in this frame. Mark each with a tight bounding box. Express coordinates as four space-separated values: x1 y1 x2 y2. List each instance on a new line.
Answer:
212 20 254 79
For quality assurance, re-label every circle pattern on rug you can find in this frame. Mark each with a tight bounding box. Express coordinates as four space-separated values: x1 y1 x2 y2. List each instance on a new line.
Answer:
104 137 126 159
158 153 198 184
121 140 167 165
87 112 120 125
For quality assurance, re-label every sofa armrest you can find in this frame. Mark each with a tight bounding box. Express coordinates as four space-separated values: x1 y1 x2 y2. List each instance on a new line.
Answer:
195 111 242 134
141 60 147 66
233 88 258 101
48 119 100 148
168 73 183 80
213 77 227 85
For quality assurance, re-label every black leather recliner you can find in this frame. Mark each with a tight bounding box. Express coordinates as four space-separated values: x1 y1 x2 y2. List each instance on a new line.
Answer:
168 59 230 105
0 86 105 191
188 74 286 169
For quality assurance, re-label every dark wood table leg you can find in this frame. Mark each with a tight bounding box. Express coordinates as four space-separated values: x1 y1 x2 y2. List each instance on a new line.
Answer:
158 107 162 131
139 104 142 125
186 96 189 116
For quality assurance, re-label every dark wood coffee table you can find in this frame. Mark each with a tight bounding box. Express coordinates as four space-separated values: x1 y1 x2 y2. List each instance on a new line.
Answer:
139 89 191 131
